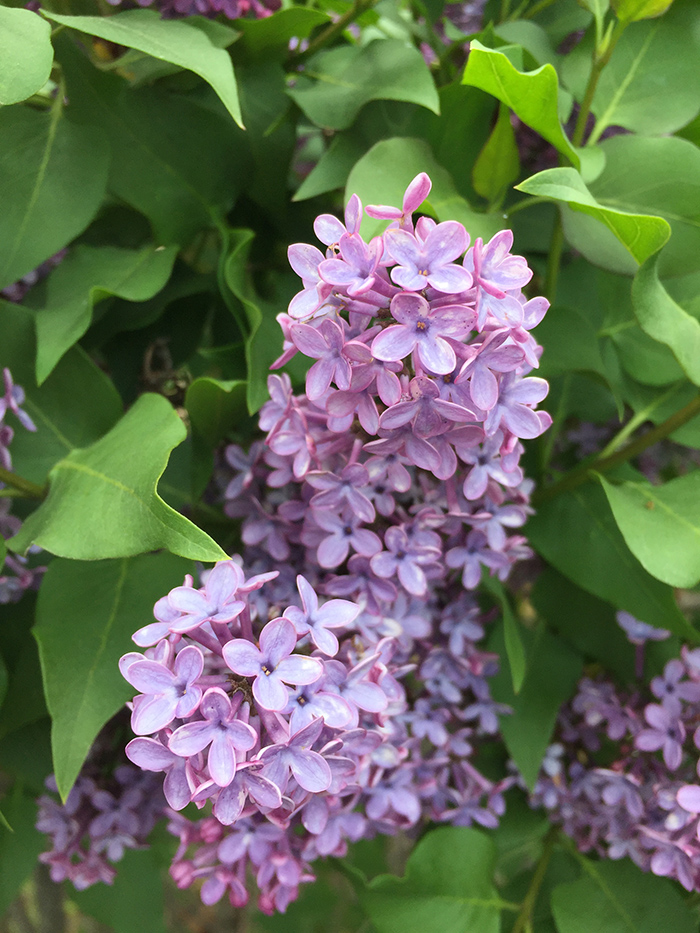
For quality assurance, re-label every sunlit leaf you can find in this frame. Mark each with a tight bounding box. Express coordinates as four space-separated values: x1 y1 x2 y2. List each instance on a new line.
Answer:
9 393 228 562
0 7 53 106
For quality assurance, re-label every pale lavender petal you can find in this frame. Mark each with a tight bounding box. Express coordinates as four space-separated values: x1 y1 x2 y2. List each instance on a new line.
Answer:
253 673 290 711
168 721 215 757
173 645 204 684
635 729 665 752
502 405 545 439
318 535 350 568
428 265 472 293
125 737 176 770
371 325 418 362
345 681 388 713
223 639 263 676
260 618 297 667
209 734 237 787
677 785 700 813
163 764 193 810
276 655 324 685
470 367 499 411
131 694 177 735
126 660 174 694
290 750 332 792
246 772 283 809
214 779 247 825
416 336 456 375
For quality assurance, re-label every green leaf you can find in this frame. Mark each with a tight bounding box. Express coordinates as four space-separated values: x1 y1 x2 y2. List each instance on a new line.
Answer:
551 858 696 933
294 133 368 202
0 7 53 106
472 102 520 204
0 787 45 916
535 303 607 379
0 808 11 833
632 254 700 386
34 553 190 800
56 35 248 246
462 40 579 167
287 39 440 131
346 137 504 242
532 568 635 682
0 650 7 714
0 598 47 742
360 827 504 933
0 721 53 795
237 8 331 61
482 575 526 693
236 62 296 218
222 229 283 415
34 244 178 384
0 302 122 485
490 628 581 790
46 9 243 127
9 393 227 562
0 104 109 290
422 84 497 206
562 135 700 277
612 0 676 22
494 19 560 67
599 472 700 588
186 377 247 447
562 1 699 139
515 166 670 267
74 846 166 933
527 483 696 639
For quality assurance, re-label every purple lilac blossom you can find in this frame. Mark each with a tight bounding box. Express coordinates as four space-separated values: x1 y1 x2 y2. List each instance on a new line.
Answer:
104 0 279 19
0 370 44 603
531 649 700 893
36 764 164 890
118 174 552 914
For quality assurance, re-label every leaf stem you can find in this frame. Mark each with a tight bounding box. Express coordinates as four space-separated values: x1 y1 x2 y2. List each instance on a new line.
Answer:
596 383 682 461
522 0 558 19
544 212 564 302
533 392 700 505
0 466 46 500
291 0 377 64
512 827 559 933
571 18 627 148
505 196 549 218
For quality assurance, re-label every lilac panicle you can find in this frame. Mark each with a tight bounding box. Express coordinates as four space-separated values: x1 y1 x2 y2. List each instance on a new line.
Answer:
119 173 550 914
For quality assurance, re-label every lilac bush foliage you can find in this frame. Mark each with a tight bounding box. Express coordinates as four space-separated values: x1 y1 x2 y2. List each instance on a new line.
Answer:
114 175 551 912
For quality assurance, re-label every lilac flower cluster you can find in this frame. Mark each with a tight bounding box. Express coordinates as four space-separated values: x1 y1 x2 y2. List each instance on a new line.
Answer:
532 618 700 892
0 368 44 603
36 765 164 889
120 175 549 912
104 0 279 20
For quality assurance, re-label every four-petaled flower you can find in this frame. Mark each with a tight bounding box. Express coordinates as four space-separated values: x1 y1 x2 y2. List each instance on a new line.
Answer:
223 618 323 711
168 689 257 787
372 293 472 375
123 645 205 735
